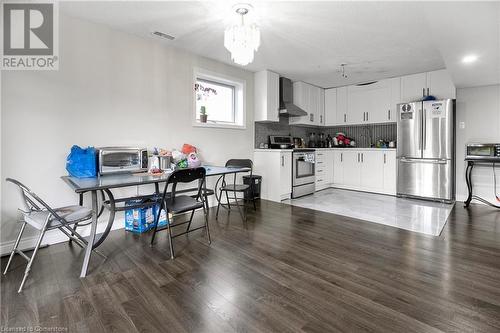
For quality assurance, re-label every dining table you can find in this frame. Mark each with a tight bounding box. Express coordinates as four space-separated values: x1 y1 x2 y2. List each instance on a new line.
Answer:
61 165 250 278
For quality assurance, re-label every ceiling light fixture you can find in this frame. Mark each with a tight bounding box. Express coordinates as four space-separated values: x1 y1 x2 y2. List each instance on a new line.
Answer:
340 63 348 79
224 3 260 66
462 54 478 64
151 31 175 41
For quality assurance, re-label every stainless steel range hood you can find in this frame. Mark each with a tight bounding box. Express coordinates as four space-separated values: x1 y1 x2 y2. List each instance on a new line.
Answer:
279 77 307 117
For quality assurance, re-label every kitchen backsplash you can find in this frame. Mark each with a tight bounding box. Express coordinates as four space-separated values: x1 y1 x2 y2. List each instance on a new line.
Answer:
255 118 397 148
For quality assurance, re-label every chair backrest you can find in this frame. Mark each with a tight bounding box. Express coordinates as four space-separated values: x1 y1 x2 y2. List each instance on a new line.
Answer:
5 178 65 221
225 159 253 170
163 167 206 201
225 159 253 181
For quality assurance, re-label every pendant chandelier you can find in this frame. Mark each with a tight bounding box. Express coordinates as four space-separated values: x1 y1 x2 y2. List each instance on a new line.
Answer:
224 4 260 66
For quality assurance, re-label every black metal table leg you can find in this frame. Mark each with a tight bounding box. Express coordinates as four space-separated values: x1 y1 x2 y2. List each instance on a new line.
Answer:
464 161 473 208
91 189 116 249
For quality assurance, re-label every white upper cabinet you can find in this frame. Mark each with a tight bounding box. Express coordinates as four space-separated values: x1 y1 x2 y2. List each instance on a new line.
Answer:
318 89 325 126
346 78 399 125
401 72 427 102
324 88 337 126
289 81 323 126
346 85 368 124
336 86 348 125
257 70 454 126
254 70 280 122
401 70 456 103
427 69 456 99
388 77 401 122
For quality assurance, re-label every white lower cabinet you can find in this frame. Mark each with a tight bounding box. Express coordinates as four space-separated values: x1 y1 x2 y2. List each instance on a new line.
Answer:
255 149 396 202
333 151 344 184
315 150 334 191
382 150 397 194
254 150 292 202
341 151 361 187
331 149 396 195
359 151 384 191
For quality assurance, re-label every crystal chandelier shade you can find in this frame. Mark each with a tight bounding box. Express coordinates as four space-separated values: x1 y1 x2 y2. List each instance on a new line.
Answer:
224 6 260 66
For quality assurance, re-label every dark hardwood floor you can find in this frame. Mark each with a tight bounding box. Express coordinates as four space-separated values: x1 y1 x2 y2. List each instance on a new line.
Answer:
2 200 500 332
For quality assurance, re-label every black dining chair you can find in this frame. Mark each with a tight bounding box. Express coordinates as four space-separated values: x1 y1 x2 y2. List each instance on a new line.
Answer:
150 167 210 259
215 159 255 223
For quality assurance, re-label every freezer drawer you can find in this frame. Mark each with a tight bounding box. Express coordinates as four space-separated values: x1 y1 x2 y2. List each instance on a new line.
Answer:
397 158 454 202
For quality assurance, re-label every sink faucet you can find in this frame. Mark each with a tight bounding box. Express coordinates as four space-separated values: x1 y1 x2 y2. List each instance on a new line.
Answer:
359 126 373 148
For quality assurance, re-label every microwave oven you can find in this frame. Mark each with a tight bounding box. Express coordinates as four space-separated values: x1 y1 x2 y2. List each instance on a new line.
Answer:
98 147 148 175
465 143 500 161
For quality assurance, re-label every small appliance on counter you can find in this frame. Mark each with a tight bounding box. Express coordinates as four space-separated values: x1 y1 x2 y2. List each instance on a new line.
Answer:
465 143 500 161
98 147 148 175
269 135 294 149
293 137 306 148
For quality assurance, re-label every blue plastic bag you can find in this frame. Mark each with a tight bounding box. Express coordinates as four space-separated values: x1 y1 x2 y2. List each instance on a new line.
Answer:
66 145 97 178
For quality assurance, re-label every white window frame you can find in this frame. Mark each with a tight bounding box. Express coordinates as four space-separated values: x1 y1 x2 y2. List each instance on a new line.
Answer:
193 67 246 129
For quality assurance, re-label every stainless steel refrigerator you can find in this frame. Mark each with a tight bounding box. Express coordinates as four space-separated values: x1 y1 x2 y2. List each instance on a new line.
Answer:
396 99 455 202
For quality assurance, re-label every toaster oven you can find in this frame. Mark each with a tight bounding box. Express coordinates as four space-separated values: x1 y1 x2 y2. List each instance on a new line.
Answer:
465 143 500 161
98 147 148 175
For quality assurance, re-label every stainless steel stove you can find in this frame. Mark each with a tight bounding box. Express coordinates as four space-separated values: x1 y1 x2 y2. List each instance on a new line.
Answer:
292 149 315 198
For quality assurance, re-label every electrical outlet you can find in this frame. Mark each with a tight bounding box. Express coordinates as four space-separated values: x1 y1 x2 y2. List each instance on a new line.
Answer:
459 121 465 129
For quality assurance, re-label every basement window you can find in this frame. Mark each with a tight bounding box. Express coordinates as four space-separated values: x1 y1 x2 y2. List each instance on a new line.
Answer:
193 68 246 129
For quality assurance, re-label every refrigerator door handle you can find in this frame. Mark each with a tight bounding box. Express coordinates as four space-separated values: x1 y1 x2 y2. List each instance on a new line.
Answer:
423 108 427 150
400 158 447 164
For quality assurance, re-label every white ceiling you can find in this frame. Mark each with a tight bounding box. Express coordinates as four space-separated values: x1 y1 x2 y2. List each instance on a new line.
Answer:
61 1 499 88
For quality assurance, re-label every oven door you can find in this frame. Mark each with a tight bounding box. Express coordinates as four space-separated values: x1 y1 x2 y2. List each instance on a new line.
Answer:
293 153 315 186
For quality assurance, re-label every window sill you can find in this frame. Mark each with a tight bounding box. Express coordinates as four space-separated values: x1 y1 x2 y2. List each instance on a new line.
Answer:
192 121 246 130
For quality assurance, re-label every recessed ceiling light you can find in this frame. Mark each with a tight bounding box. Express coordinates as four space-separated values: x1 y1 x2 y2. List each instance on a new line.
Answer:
462 54 478 64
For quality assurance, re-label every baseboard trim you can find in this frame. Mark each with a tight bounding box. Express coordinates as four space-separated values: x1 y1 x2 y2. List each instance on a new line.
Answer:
0 217 126 257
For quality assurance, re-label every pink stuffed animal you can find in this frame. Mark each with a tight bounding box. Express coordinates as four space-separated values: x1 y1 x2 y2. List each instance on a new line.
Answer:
187 152 201 168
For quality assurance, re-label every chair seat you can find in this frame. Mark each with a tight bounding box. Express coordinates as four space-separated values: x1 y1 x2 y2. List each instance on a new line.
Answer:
220 184 250 192
23 205 92 230
165 196 204 214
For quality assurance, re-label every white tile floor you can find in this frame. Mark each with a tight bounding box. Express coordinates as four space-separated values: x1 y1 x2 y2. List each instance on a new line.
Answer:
283 188 455 236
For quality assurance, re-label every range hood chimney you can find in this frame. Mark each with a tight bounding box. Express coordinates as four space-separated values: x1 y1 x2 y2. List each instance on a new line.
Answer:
278 77 307 117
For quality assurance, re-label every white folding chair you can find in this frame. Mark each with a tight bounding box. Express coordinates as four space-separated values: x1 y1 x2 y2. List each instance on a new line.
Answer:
3 178 101 292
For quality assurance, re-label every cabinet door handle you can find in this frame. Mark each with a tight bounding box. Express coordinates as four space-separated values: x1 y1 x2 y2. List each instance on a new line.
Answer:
384 153 386 164
427 87 430 96
320 115 323 124
361 153 364 163
388 109 391 120
366 112 369 121
341 153 343 162
344 114 346 123
423 88 426 97
363 112 366 121
357 153 360 162
281 155 284 166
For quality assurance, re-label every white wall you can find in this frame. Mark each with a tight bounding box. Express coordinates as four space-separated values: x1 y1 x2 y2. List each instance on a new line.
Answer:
456 84 500 201
0 14 254 248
